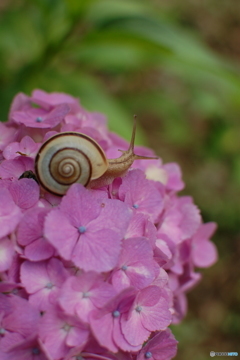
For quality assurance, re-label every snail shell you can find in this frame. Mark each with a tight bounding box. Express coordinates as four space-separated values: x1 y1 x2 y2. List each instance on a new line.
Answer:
35 132 108 195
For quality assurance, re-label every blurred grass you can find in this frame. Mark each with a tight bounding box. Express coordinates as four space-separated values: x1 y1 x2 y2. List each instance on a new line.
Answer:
0 0 240 358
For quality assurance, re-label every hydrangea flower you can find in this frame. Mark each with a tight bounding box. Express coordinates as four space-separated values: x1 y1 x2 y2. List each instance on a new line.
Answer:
0 89 218 360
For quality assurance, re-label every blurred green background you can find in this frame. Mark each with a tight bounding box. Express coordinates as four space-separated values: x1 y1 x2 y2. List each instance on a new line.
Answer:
0 0 239 358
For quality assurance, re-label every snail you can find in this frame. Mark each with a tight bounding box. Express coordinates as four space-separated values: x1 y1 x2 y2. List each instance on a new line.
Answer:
34 118 158 195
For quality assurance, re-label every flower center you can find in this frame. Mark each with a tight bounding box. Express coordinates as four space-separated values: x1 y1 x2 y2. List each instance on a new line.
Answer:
0 328 5 335
135 305 142 313
36 116 43 123
112 310 120 318
32 348 40 355
78 226 86 234
121 265 128 271
145 351 152 358
133 204 139 209
45 282 53 289
63 323 71 332
82 292 90 298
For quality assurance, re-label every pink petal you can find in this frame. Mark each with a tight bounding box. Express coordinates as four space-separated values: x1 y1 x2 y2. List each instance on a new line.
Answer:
112 238 156 291
121 310 150 346
91 198 132 238
0 237 14 271
21 259 67 310
44 104 70 128
17 208 49 246
65 325 89 347
0 331 24 353
90 311 117 353
0 188 22 238
141 296 171 331
59 273 115 323
3 142 21 160
24 237 55 261
192 222 218 267
39 309 70 359
8 92 31 119
125 213 146 239
0 123 18 153
21 260 50 293
46 258 68 287
32 89 79 109
2 336 51 360
119 170 163 223
113 317 141 352
112 269 131 291
163 163 184 191
72 229 121 272
60 184 102 227
44 209 78 260
9 178 39 209
3 295 40 338
137 329 178 360
59 277 89 319
178 197 201 240
193 239 218 267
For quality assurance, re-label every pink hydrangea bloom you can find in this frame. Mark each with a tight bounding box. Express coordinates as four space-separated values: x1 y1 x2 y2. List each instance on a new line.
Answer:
20 258 68 311
119 170 163 223
0 90 218 360
90 288 140 352
39 305 89 359
120 286 172 346
58 271 116 323
111 237 157 291
44 184 131 272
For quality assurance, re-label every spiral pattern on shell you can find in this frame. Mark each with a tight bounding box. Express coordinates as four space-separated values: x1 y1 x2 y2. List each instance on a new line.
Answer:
35 132 108 195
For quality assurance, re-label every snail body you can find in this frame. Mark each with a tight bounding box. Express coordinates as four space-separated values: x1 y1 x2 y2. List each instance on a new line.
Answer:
35 119 157 195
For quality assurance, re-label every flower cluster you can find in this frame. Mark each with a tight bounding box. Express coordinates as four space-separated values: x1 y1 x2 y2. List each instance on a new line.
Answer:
0 90 218 360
